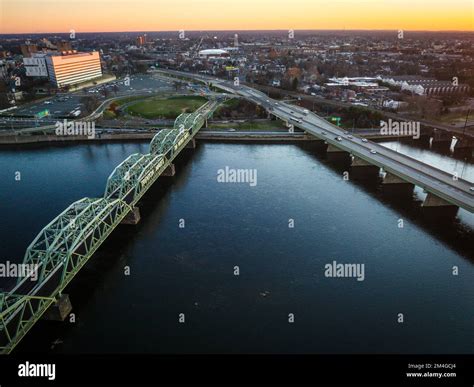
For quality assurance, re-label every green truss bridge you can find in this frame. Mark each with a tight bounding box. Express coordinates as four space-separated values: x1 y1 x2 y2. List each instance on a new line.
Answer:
0 98 222 354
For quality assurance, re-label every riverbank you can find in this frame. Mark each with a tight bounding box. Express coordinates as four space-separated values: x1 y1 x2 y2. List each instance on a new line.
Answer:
0 130 315 145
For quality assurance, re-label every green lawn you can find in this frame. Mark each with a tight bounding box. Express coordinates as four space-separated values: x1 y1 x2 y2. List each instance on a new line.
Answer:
126 96 207 119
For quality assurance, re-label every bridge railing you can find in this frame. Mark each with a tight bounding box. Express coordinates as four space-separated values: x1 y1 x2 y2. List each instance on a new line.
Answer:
1 197 132 354
0 97 223 354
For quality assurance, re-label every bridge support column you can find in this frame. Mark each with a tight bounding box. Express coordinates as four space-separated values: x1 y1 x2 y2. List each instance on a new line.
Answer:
162 163 176 177
422 193 458 218
381 172 414 196
430 131 453 150
43 294 72 322
350 156 380 180
453 138 474 159
326 144 351 163
185 138 196 149
454 138 474 149
121 207 141 225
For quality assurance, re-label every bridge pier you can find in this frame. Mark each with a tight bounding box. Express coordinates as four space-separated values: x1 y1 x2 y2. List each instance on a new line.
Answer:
326 144 351 163
421 193 459 218
430 131 453 150
185 138 196 149
121 207 141 225
381 172 414 196
453 138 474 159
162 163 176 177
350 156 380 180
43 294 72 322
454 138 474 149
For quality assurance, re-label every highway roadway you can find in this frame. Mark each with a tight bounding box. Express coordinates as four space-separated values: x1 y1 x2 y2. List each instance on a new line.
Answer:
157 69 474 213
245 83 474 139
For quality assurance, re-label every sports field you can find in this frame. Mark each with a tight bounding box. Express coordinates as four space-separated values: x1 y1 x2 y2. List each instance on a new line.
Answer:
126 96 207 119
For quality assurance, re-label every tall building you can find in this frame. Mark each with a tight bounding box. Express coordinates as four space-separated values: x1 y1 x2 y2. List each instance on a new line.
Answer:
45 51 102 88
23 54 48 77
136 35 147 46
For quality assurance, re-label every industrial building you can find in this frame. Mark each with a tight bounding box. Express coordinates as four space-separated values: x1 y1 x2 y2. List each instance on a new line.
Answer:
198 49 230 59
379 76 470 95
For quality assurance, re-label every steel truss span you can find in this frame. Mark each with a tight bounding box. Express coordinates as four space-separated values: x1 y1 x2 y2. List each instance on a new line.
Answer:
0 98 221 354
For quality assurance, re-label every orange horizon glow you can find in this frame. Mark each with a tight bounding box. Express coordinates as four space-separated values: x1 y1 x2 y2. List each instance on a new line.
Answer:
1 0 473 34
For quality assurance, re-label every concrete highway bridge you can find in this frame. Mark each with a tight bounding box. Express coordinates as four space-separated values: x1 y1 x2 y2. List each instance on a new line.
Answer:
157 69 474 215
243 83 474 143
0 98 221 354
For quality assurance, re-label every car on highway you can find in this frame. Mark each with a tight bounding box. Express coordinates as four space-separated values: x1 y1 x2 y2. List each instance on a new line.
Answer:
470 187 474 192
321 131 327 136
303 109 309 115
347 135 353 139
335 136 342 141
370 149 377 154
362 138 368 143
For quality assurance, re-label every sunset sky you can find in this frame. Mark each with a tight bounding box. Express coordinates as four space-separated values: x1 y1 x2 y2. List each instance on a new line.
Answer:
0 0 472 34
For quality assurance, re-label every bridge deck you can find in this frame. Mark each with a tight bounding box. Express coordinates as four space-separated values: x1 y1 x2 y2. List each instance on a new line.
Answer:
0 99 220 354
155 70 473 213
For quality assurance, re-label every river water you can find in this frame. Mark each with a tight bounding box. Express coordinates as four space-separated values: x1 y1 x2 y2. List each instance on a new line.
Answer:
0 140 472 354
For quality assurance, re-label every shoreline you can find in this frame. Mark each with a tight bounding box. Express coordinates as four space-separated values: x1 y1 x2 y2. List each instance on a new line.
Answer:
0 131 317 146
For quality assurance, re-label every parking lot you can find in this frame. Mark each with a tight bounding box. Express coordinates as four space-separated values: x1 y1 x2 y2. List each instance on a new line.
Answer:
6 95 85 119
80 74 175 98
1 74 179 120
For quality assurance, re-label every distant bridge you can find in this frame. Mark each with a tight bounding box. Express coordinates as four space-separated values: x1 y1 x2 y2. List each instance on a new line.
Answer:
0 98 221 354
155 69 474 214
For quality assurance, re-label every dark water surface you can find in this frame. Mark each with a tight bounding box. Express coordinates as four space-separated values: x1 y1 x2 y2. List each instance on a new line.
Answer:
0 140 473 354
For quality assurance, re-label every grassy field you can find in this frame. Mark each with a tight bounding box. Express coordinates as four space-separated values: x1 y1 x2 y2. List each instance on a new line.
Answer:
126 96 207 119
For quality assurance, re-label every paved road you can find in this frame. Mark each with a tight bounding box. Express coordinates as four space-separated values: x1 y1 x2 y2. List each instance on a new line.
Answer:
247 84 474 139
157 69 474 213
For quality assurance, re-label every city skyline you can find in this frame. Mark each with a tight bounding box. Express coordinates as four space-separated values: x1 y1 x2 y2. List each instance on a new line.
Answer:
1 0 473 34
